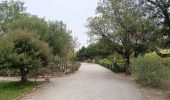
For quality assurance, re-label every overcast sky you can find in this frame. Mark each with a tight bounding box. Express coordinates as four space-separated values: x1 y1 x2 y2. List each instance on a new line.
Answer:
23 0 99 48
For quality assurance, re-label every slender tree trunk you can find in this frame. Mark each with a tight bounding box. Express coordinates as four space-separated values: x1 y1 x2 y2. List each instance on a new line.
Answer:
123 54 131 75
20 67 27 85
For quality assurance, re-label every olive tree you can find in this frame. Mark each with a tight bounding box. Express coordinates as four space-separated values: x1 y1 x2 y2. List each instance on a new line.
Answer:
0 29 52 84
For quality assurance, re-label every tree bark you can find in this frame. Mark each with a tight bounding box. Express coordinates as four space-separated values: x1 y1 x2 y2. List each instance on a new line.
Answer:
20 67 28 85
123 54 131 75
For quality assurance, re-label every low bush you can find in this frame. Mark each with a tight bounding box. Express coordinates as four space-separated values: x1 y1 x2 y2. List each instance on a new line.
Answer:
86 59 93 63
132 52 170 87
99 59 112 67
99 58 125 73
114 59 125 73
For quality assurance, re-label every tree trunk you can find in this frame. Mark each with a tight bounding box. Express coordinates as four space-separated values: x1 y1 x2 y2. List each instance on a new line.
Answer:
123 54 131 75
20 67 28 85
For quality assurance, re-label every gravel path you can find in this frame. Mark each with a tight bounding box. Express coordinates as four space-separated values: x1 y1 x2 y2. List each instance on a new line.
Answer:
21 63 144 100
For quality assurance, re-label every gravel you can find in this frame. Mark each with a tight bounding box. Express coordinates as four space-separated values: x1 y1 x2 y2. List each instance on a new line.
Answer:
21 63 144 100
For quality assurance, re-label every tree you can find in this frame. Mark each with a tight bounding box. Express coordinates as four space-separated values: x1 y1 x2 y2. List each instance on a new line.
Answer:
5 14 47 38
142 0 170 35
139 0 170 58
0 0 76 58
0 0 25 34
67 51 77 61
87 0 151 74
77 46 88 61
0 29 52 84
77 41 113 61
6 14 75 56
45 21 74 56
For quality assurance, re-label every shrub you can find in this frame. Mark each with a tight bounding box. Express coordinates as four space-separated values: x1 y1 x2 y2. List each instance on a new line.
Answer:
132 52 170 87
99 58 126 73
86 59 92 63
67 51 77 61
99 58 114 71
99 59 112 67
114 59 125 73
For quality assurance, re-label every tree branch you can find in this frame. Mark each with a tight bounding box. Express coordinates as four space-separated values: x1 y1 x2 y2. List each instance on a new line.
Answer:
98 28 124 55
147 0 160 7
153 47 170 58
144 40 170 58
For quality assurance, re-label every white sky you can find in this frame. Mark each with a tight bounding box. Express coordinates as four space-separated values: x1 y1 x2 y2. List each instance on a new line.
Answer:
23 0 99 48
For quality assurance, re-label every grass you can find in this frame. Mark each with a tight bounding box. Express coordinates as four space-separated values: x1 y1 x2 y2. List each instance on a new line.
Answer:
0 81 38 100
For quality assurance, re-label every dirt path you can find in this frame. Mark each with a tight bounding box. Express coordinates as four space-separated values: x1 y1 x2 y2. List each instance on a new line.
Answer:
21 63 144 100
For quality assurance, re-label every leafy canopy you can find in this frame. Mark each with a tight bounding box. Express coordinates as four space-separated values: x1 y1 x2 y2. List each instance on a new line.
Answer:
0 29 52 69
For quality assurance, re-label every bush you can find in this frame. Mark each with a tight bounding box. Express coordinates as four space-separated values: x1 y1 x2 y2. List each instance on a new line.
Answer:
86 59 92 63
114 59 125 73
99 59 112 67
99 58 126 73
132 52 170 87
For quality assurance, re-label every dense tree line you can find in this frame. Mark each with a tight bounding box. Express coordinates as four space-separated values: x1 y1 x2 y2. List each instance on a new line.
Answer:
0 0 76 84
77 40 113 61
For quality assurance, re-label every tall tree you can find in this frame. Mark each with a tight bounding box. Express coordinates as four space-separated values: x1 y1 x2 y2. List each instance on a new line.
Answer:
45 21 74 56
77 43 112 61
0 0 25 34
6 14 75 56
139 0 170 58
87 0 151 74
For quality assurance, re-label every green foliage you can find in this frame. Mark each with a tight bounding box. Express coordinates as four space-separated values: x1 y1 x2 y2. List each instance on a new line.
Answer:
0 68 19 76
99 58 114 72
0 0 76 58
5 14 47 38
99 57 126 73
113 59 126 73
140 0 170 48
54 56 80 74
0 29 52 67
132 51 170 87
77 41 112 61
0 29 52 83
0 0 25 33
0 81 37 100
0 0 78 84
87 0 154 74
46 21 73 56
6 14 75 56
67 51 77 61
77 46 87 61
99 59 112 67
